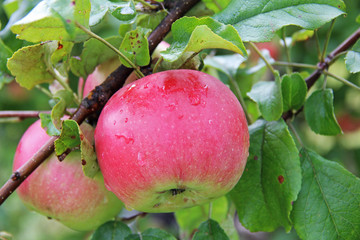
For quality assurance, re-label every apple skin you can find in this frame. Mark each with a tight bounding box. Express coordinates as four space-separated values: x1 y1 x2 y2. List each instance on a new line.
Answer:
94 69 249 213
13 120 123 231
81 41 170 97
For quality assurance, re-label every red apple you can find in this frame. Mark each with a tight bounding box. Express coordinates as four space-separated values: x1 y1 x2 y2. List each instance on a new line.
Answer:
80 41 170 97
13 120 123 231
94 69 249 212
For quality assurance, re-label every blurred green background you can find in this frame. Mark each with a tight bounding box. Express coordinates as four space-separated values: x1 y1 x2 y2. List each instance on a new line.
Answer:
1 0 360 239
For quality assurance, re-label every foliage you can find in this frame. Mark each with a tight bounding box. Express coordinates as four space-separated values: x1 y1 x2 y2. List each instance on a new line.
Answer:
0 0 360 239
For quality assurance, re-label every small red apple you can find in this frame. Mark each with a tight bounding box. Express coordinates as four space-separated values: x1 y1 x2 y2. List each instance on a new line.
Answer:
80 41 170 97
94 69 249 212
13 120 123 231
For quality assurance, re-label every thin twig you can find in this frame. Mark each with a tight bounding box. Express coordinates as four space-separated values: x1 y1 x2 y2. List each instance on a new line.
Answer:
249 42 277 76
0 109 77 119
0 0 201 206
282 27 360 121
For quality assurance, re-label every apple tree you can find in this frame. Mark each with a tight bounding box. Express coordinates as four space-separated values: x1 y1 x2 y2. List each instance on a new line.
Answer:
0 0 360 239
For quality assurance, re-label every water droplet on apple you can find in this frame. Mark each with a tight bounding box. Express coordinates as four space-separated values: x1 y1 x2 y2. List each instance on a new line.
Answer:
113 120 116 125
137 152 146 166
124 118 128 123
104 182 112 191
209 120 213 125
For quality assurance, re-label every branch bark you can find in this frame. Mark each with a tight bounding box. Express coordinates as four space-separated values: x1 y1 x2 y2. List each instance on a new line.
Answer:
282 27 360 121
0 0 201 205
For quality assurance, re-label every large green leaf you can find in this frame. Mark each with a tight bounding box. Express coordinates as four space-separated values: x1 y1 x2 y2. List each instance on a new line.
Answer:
247 71 283 121
230 119 301 232
7 42 57 89
345 40 360 73
161 17 247 62
70 36 122 78
292 148 360 240
54 120 81 156
214 0 346 42
91 221 131 240
281 73 307 112
304 89 342 136
11 0 90 43
193 219 230 240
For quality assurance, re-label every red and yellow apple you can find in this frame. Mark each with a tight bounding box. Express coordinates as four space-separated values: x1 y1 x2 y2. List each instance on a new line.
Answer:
94 69 249 212
13 120 123 231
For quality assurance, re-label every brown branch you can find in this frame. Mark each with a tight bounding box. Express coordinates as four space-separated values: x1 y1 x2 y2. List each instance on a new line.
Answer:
0 0 201 205
282 27 360 121
0 109 77 119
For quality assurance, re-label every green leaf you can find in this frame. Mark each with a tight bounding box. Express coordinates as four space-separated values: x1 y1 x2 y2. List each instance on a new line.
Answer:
292 29 315 42
54 119 81 156
89 0 135 26
175 196 228 233
50 41 74 65
281 73 307 111
229 119 301 232
125 229 176 240
204 54 246 77
51 90 74 130
91 220 131 240
161 17 247 62
214 0 346 42
70 36 122 78
345 40 360 73
247 72 283 121
7 42 57 89
304 89 342 135
111 0 137 22
79 122 99 178
0 38 13 73
39 113 61 136
193 219 229 240
136 11 167 31
201 0 231 13
119 27 151 68
10 0 91 43
292 148 360 240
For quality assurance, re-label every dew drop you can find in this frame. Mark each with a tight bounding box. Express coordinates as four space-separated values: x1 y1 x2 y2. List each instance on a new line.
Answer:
124 118 128 123
208 120 213 125
113 120 116 125
189 94 201 106
137 152 146 166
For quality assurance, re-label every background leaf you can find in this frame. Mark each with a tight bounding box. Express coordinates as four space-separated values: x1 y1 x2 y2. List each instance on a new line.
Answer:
119 27 150 68
10 0 91 42
70 36 122 78
304 89 342 135
7 42 56 89
345 40 360 73
230 119 301 232
193 219 229 240
247 71 283 121
125 228 176 240
292 148 360 240
161 17 247 62
214 0 346 42
91 220 131 240
281 73 307 111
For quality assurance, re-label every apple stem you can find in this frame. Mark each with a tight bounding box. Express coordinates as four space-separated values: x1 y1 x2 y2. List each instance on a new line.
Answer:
208 202 213 219
74 22 145 79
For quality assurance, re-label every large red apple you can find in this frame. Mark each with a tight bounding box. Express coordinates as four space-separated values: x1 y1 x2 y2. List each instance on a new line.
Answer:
13 120 123 231
94 69 249 212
